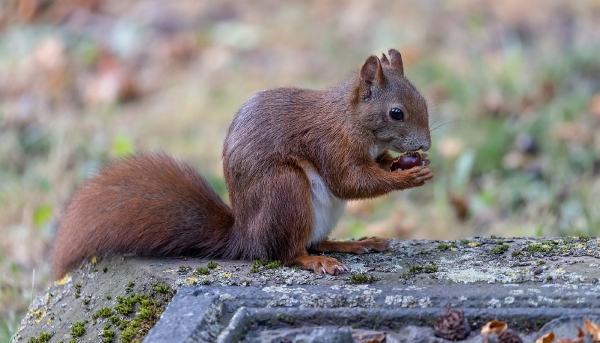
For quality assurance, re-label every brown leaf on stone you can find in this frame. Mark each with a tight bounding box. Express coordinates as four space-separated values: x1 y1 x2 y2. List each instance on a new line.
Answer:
351 332 386 343
481 319 508 335
535 332 555 343
583 318 600 341
434 303 471 340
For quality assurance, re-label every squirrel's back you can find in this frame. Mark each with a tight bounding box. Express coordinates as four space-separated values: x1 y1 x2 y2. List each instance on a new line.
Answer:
51 153 234 279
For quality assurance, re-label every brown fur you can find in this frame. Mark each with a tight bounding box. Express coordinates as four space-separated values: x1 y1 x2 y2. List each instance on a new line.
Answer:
51 49 433 278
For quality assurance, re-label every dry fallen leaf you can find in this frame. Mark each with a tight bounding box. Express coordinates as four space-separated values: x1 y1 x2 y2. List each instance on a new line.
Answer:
434 303 471 340
536 332 555 343
481 319 508 335
584 318 600 341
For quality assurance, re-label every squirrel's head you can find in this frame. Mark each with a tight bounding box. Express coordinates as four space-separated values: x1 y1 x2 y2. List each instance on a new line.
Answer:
353 49 430 154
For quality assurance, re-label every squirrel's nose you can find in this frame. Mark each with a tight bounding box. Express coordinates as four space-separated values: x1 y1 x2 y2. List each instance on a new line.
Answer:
419 145 430 152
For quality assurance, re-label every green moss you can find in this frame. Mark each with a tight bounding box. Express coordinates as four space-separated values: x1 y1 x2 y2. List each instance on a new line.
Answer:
103 266 108 273
120 327 136 343
537 260 545 265
424 264 439 273
111 283 175 343
152 283 172 295
409 262 438 274
125 281 135 293
437 243 450 251
101 329 115 343
82 297 90 305
207 261 219 269
512 250 524 257
74 284 82 298
195 267 209 275
546 276 553 281
265 260 283 269
409 265 424 273
115 304 132 316
591 277 599 284
249 259 274 272
460 239 470 245
525 243 555 254
346 273 378 284
106 295 112 300
93 307 113 320
70 321 87 338
491 244 509 254
28 332 53 343
117 319 130 331
490 235 498 239
178 266 192 273
250 260 264 273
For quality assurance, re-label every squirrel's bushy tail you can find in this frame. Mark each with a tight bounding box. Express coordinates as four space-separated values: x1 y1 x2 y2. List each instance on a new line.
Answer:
51 153 234 279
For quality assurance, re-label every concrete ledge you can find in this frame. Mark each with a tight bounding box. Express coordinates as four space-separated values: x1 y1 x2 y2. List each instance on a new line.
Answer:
13 237 600 342
147 285 600 342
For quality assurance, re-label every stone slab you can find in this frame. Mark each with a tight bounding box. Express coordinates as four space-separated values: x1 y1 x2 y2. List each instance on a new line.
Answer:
146 285 600 342
13 237 600 342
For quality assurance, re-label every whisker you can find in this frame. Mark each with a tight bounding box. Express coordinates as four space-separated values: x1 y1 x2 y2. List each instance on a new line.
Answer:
429 117 442 128
429 119 460 132
427 99 446 110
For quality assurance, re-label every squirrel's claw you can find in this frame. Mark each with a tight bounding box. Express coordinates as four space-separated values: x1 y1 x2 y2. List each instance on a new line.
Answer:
293 255 349 276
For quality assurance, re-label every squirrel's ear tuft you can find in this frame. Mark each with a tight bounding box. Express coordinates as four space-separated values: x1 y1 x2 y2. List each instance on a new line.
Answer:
359 55 385 86
387 49 404 75
380 53 390 66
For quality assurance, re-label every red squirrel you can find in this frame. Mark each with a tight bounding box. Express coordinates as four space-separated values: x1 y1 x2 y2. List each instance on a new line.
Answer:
51 49 434 278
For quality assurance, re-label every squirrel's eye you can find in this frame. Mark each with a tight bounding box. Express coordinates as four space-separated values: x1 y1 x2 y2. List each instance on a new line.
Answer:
389 108 404 121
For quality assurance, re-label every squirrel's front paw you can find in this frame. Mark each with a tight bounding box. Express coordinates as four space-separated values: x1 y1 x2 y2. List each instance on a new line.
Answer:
293 255 349 275
397 166 434 188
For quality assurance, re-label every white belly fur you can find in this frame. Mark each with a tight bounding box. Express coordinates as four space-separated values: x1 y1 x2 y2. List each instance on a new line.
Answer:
305 165 346 246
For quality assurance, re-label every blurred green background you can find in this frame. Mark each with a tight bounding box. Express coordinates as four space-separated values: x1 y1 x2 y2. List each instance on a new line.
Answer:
1 0 600 339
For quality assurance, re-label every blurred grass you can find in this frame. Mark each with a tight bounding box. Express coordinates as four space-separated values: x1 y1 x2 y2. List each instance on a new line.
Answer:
1 0 600 340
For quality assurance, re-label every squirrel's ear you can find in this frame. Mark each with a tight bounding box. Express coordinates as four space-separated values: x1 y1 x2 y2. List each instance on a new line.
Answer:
359 55 385 86
387 49 404 75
